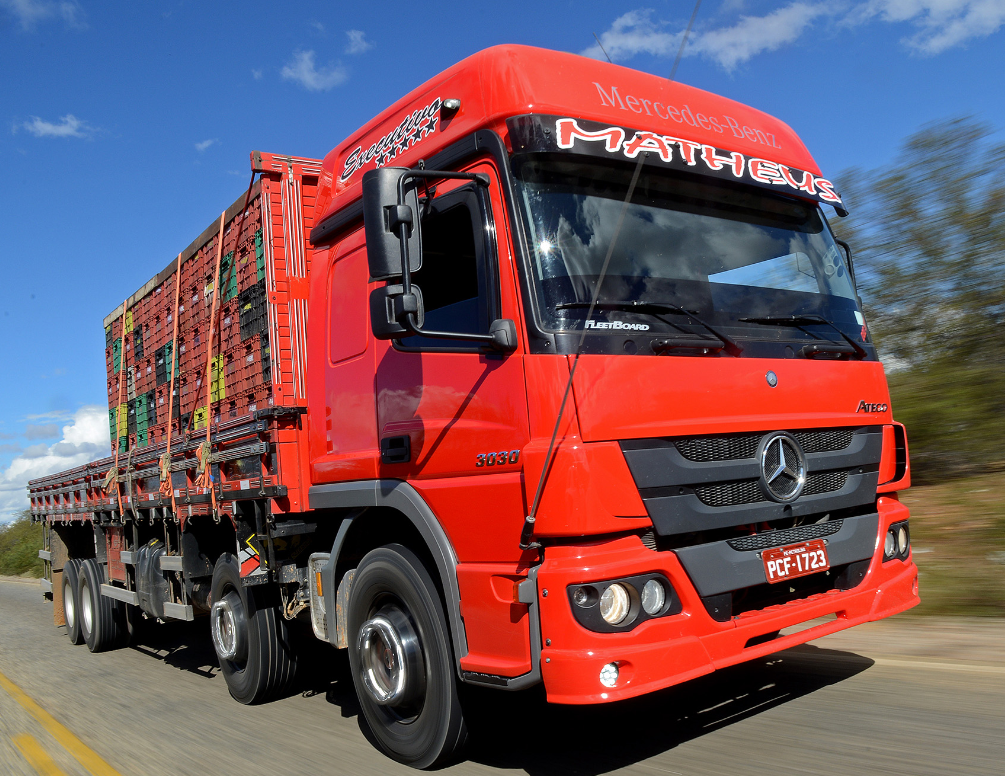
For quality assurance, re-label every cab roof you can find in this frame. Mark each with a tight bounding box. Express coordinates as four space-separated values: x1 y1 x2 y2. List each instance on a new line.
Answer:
314 44 822 226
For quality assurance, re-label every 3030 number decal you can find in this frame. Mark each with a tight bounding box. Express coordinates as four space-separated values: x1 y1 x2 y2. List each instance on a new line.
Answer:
476 450 521 468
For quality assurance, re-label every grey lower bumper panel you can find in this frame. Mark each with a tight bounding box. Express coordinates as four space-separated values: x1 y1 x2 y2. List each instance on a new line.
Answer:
673 513 879 597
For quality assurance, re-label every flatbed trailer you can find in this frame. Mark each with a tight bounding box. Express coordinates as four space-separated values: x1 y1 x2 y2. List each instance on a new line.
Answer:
29 45 918 769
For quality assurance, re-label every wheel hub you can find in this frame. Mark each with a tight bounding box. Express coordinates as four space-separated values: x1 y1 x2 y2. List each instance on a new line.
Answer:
211 592 247 662
358 606 425 707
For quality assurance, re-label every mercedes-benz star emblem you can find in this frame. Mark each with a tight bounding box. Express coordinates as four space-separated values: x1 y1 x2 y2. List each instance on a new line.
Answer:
758 433 807 503
766 371 778 387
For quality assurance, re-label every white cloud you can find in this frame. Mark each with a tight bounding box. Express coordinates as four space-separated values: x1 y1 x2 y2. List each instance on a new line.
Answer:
20 114 93 138
24 423 59 440
586 1 1003 72
345 29 373 54
690 3 826 69
195 138 217 152
584 5 825 70
281 50 348 91
311 20 325 33
251 68 263 80
849 0 1005 53
0 0 85 30
583 9 680 61
0 405 110 522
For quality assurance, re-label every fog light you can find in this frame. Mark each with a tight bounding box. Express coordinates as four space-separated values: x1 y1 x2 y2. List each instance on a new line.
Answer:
884 530 896 559
599 584 630 625
641 579 665 615
600 662 619 688
897 526 909 555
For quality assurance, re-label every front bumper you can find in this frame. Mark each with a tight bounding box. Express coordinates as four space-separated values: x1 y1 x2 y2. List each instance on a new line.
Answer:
537 496 918 704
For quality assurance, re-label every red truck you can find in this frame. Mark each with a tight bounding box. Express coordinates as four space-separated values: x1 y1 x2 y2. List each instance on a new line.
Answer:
28 45 918 768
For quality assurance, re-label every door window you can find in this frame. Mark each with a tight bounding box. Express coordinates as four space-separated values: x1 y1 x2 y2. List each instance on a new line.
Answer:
397 185 497 350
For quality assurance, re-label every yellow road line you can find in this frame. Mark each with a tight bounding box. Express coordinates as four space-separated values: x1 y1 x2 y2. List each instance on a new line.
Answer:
13 733 68 776
0 670 122 776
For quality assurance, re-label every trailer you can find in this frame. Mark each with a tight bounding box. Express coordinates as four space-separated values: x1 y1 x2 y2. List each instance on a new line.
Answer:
29 45 918 769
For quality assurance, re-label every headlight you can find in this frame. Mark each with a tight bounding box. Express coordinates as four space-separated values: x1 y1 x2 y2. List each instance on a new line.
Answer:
599 583 630 625
897 526 909 555
641 579 665 615
884 530 896 559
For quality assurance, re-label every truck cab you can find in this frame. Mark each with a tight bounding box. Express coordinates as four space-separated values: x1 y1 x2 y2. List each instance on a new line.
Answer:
303 44 917 761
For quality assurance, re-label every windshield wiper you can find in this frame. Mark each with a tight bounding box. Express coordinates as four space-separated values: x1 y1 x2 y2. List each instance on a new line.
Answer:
738 314 868 359
556 300 743 356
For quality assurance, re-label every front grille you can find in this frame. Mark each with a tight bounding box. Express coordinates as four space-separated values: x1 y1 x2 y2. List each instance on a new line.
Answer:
802 469 848 496
695 479 765 507
726 519 844 551
675 427 856 463
676 435 760 462
693 470 848 507
792 428 855 454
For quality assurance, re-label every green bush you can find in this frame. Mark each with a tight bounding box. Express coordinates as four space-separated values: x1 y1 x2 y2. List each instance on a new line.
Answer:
0 512 44 578
888 363 1005 485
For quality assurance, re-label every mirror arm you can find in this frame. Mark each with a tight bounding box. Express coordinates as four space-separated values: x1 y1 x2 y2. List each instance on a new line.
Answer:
834 238 856 288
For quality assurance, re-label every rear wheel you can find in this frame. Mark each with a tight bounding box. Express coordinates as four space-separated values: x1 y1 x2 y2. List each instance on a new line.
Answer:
210 554 296 704
78 559 126 653
62 559 83 645
347 544 467 769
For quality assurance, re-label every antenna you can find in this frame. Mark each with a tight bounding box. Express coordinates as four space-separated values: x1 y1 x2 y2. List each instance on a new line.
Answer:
670 0 703 81
593 32 613 64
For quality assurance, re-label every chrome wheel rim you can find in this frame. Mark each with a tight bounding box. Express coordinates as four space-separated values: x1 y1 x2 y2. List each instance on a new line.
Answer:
211 592 245 662
81 579 93 637
63 577 75 631
357 605 425 709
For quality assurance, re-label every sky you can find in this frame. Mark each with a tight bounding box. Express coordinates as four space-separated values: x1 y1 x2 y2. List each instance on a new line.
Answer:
1 0 1003 520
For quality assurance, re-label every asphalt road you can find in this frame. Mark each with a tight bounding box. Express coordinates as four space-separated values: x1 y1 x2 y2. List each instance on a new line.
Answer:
1 577 1002 776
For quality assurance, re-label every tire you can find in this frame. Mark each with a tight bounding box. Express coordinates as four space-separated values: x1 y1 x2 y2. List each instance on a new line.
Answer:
78 559 127 653
210 554 296 704
347 544 467 769
62 559 84 645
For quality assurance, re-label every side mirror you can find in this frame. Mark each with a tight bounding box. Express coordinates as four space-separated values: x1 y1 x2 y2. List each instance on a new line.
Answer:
362 167 422 280
369 284 425 340
488 319 518 353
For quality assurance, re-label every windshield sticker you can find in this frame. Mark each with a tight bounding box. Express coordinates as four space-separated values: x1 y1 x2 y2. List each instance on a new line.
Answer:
340 97 442 184
507 115 845 214
584 320 650 331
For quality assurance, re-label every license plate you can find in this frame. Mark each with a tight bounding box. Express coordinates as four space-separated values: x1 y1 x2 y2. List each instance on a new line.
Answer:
761 539 829 584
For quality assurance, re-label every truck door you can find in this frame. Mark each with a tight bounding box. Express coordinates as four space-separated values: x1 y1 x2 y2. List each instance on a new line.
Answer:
373 160 530 548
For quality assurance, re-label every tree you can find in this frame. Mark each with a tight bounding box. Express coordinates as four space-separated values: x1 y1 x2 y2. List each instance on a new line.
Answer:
834 117 1005 481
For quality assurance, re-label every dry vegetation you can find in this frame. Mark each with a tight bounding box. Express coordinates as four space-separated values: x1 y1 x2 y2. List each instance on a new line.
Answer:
899 472 1005 617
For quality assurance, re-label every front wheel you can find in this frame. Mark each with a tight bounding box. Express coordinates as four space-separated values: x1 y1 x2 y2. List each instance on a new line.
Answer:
347 544 467 769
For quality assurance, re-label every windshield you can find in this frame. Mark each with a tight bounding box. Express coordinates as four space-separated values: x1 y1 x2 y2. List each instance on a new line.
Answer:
512 155 867 356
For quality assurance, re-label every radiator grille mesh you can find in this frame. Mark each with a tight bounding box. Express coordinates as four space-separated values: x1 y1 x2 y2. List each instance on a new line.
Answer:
727 519 844 551
675 428 856 462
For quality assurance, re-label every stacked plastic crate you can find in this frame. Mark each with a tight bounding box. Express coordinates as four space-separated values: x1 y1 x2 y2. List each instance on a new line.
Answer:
101 186 273 456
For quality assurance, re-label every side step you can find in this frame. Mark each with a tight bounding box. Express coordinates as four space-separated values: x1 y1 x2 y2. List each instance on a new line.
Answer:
100 584 139 606
100 584 195 621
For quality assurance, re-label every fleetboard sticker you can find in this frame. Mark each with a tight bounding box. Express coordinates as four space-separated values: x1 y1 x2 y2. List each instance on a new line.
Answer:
340 97 442 184
507 114 845 213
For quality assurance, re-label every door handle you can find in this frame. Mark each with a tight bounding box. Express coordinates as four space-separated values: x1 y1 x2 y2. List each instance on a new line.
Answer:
380 436 411 464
